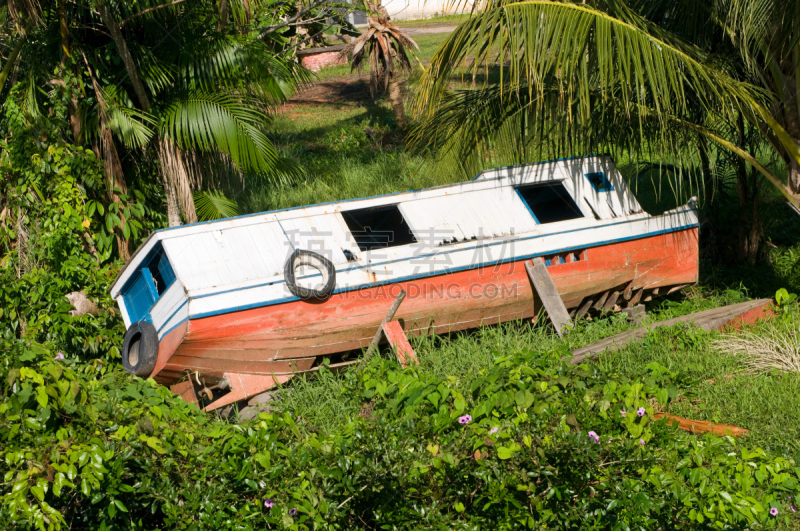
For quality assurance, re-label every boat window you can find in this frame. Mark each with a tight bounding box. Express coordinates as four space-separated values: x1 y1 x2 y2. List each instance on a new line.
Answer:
341 204 417 251
121 243 176 323
516 182 584 224
586 172 613 192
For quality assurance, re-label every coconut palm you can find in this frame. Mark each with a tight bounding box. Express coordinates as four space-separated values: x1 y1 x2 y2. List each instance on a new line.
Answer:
341 0 419 128
2 0 309 238
411 0 800 211
409 0 800 263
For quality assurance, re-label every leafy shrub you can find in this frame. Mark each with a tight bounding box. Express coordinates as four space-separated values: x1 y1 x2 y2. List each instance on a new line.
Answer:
1 343 798 530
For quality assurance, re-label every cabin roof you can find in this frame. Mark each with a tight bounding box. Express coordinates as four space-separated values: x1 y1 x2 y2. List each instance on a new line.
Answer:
110 154 625 297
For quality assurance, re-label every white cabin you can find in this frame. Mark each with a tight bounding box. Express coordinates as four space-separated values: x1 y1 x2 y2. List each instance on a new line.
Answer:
109 155 698 341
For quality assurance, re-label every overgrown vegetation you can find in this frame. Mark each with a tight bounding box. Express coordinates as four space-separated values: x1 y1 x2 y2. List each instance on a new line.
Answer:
5 313 800 529
3 1 800 530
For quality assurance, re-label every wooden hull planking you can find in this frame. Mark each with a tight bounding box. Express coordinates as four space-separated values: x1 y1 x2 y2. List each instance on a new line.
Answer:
151 228 699 385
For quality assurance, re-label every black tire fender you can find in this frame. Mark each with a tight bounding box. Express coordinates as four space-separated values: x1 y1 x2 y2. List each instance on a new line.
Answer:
284 249 336 300
121 321 159 377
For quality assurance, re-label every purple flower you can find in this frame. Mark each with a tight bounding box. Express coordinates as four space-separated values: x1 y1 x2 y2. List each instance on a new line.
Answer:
620 410 627 418
458 415 472 425
55 352 64 360
639 439 645 445
289 508 297 516
791 505 796 513
770 507 778 516
264 498 274 509
489 427 499 435
587 431 600 443
637 407 646 417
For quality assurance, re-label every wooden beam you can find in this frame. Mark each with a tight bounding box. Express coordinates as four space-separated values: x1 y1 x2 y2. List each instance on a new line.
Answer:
575 297 595 320
381 321 418 367
525 258 572 337
603 290 620 311
570 299 773 364
365 289 407 358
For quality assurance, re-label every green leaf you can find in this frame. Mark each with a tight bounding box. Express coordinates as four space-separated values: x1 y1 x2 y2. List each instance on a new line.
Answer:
193 190 239 221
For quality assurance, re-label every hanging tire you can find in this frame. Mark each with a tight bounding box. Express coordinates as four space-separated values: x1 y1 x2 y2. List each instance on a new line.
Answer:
121 321 159 377
284 249 336 300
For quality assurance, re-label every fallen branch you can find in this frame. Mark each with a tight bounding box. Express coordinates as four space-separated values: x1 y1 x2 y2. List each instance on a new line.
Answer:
654 413 750 437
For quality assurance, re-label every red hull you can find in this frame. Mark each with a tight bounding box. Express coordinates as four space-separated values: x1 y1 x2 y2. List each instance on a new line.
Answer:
153 228 699 384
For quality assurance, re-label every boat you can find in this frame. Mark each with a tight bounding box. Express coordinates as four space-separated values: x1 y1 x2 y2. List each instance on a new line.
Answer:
109 155 699 410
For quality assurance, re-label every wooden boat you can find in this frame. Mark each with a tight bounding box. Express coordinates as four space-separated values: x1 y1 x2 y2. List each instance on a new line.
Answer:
109 155 699 409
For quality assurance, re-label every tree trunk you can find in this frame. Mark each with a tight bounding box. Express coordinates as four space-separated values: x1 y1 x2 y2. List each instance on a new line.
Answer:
790 157 800 194
58 0 83 145
217 0 229 30
97 1 198 226
156 137 197 227
734 114 761 264
83 55 130 259
388 73 406 128
96 0 151 112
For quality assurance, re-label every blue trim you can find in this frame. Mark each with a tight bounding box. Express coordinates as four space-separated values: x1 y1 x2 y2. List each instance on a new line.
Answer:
182 222 698 323
156 299 190 335
514 188 540 224
585 172 614 192
141 268 160 301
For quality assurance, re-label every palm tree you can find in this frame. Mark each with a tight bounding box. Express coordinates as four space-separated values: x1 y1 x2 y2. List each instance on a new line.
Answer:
2 0 309 240
341 0 418 128
409 0 800 263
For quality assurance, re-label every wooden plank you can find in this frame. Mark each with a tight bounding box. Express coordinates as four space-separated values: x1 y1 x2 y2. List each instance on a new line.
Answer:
525 258 572 337
627 288 643 307
575 297 595 320
603 290 620 311
570 299 773 364
365 290 407 357
382 321 418 367
654 413 749 437
205 372 293 412
170 380 199 407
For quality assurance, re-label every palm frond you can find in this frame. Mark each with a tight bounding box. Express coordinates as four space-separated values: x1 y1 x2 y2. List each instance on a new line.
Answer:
161 91 279 173
97 85 156 148
413 0 763 123
193 189 239 221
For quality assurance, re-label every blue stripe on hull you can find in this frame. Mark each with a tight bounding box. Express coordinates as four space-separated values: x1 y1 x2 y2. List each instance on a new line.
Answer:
155 223 698 342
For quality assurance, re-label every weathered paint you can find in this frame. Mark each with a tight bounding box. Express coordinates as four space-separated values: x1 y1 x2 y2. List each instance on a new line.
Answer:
382 321 418 367
108 155 703 406
148 228 698 385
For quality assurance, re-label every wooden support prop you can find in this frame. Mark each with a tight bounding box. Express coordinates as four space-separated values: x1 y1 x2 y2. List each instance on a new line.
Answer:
570 299 773 364
170 380 199 407
525 258 572 337
654 413 749 437
381 321 418 367
594 290 610 309
627 288 644 307
623 282 633 301
364 289 407 359
205 372 293 412
575 297 595 320
603 290 621 311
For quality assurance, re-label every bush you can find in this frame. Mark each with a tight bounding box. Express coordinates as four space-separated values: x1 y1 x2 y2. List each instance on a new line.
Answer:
1 342 798 530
